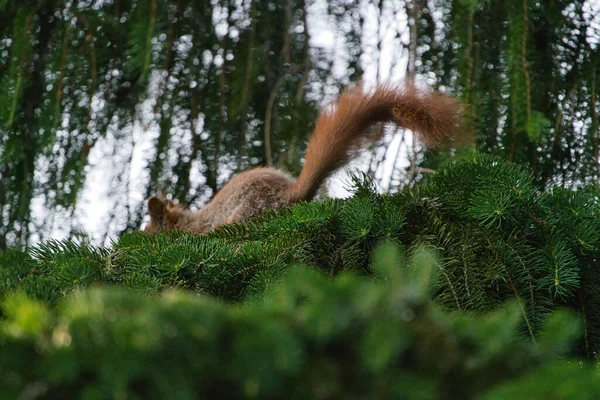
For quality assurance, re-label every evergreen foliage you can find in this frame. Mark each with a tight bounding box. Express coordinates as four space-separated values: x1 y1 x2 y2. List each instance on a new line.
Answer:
428 0 600 187
1 243 598 399
2 156 599 356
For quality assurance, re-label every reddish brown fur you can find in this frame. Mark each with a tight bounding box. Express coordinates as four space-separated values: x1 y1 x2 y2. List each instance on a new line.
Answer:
144 81 467 234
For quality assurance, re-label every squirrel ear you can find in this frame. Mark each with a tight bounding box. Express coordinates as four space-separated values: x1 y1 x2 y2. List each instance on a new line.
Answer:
148 197 166 220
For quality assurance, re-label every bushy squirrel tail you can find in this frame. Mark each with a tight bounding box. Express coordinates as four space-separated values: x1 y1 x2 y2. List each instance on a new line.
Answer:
287 82 467 202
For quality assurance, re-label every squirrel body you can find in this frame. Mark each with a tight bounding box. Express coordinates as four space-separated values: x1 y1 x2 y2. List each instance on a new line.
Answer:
145 82 466 234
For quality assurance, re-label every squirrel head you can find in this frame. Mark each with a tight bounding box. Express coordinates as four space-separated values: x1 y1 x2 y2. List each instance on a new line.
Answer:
144 196 185 234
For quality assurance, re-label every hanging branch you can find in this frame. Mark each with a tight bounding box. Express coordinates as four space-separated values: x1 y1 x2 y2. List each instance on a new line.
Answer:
367 0 386 181
540 92 565 185
591 64 599 182
215 51 226 183
405 0 419 186
520 0 537 174
406 0 418 76
264 77 284 167
465 7 474 102
84 31 98 133
521 0 531 125
282 0 292 64
53 24 70 130
143 3 177 203
183 94 200 200
142 8 175 131
140 0 157 86
75 13 98 95
7 8 37 128
187 9 215 204
235 2 257 152
286 0 312 168
17 5 52 246
264 0 293 167
211 0 232 189
375 0 384 83
295 0 311 105
509 107 517 161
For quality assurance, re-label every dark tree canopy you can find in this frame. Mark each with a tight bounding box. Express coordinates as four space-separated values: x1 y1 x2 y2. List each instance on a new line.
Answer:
0 0 598 249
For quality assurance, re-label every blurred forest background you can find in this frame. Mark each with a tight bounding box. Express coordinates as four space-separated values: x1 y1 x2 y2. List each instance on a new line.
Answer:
0 0 599 249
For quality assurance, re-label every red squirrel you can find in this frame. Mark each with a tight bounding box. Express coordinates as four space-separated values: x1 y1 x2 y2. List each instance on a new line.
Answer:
144 82 466 234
